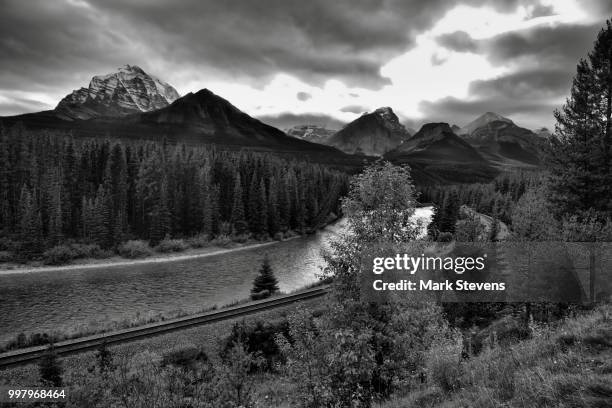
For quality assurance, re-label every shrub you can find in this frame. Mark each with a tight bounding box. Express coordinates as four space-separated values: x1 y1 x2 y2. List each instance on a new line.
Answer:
425 331 463 392
43 245 76 265
162 346 208 369
0 250 13 263
211 234 232 247
222 319 290 372
232 233 249 243
155 238 188 253
69 243 104 259
118 240 152 259
186 234 210 248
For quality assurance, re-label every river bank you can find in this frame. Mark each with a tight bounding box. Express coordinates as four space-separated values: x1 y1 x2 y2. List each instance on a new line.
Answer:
0 235 303 276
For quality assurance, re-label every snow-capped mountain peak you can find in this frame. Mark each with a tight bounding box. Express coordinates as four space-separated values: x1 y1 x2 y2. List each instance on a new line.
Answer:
55 64 180 120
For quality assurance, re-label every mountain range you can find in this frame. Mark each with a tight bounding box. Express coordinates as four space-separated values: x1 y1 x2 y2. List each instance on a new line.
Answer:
1 65 548 183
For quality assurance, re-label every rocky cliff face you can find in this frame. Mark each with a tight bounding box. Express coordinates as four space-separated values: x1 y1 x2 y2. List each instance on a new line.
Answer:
326 107 410 156
458 112 513 136
55 65 180 120
285 125 336 143
464 120 543 166
388 122 486 163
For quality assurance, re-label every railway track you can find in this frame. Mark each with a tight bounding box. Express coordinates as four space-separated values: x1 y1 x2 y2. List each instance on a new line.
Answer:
0 285 329 369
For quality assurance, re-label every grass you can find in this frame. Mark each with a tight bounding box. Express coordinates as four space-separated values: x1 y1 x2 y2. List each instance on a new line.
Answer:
382 304 612 408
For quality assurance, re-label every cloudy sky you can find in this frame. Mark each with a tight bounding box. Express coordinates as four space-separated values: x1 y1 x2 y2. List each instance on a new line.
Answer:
1 0 611 130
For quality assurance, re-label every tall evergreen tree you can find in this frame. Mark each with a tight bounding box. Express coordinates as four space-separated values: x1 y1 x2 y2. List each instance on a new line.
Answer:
19 185 43 256
548 20 612 217
231 173 247 234
251 256 279 299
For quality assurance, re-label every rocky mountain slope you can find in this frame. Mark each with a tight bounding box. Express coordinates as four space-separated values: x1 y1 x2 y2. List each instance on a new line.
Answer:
463 120 543 167
1 88 363 169
385 123 497 182
458 112 513 136
285 125 336 143
55 65 180 120
326 107 410 156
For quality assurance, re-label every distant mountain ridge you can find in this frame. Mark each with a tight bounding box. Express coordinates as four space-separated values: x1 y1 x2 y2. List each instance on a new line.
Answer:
326 107 410 156
55 65 180 120
463 120 543 166
385 123 498 182
286 125 336 143
458 112 513 136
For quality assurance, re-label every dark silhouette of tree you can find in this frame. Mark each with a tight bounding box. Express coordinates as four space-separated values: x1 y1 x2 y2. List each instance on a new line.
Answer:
38 344 62 386
251 256 279 300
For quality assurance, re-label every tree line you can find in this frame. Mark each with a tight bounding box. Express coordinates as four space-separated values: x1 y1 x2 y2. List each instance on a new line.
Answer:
0 125 348 259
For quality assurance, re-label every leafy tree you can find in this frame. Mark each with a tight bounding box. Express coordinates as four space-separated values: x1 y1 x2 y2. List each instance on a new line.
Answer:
251 256 279 299
511 188 558 241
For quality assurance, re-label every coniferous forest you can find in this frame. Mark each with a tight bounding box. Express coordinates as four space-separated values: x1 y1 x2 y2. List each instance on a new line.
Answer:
0 125 348 261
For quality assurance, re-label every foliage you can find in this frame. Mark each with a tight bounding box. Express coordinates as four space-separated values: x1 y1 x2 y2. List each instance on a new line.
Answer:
251 256 279 300
117 240 153 258
155 237 189 253
547 19 612 218
510 188 559 241
222 319 290 372
0 127 348 259
38 345 63 386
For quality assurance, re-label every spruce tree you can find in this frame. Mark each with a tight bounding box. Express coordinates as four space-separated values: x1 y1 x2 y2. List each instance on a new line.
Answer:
251 256 279 299
231 173 247 234
548 19 612 217
19 185 43 256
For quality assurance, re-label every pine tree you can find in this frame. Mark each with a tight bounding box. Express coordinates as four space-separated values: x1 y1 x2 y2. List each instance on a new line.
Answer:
548 19 612 217
267 176 280 236
19 185 43 256
251 256 279 299
231 173 247 234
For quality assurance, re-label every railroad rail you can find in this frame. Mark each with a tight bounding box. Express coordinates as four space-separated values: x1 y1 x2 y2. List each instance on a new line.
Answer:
0 285 330 369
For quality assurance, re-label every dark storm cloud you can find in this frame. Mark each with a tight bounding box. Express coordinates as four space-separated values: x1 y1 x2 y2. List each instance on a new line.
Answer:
0 0 543 116
482 23 602 66
419 96 558 128
257 113 346 130
420 68 573 128
436 31 478 53
469 69 572 100
296 92 312 101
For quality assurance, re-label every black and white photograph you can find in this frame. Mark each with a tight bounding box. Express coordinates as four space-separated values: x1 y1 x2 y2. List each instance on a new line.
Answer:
0 0 611 407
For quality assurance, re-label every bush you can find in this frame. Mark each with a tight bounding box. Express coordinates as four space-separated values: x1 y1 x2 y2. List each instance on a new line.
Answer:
232 233 249 243
69 243 105 259
162 346 208 369
43 245 76 265
155 238 188 253
425 331 463 392
42 243 109 266
211 234 232 247
222 319 290 372
0 250 13 263
186 234 210 248
118 240 153 259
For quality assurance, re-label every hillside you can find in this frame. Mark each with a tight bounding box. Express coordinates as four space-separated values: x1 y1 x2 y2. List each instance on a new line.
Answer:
326 107 410 156
465 120 543 167
382 304 612 408
385 123 498 182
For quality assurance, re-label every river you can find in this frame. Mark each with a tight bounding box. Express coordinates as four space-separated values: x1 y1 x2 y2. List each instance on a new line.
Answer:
0 208 432 344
